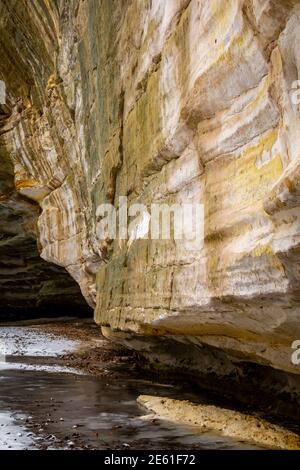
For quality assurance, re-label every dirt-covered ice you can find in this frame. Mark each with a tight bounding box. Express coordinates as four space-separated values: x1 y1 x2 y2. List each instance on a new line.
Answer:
0 327 80 357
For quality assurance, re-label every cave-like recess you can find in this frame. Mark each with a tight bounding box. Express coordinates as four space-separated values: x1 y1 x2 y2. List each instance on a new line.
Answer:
0 112 91 321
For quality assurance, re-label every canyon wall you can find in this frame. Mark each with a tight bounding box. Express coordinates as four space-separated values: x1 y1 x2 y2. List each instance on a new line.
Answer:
0 136 90 318
0 0 91 318
1 0 300 404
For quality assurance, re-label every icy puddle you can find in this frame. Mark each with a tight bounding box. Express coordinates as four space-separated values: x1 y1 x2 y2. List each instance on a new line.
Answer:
0 325 264 450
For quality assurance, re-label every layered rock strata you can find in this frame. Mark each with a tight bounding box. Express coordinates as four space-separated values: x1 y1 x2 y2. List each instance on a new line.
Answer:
0 132 90 318
1 0 300 407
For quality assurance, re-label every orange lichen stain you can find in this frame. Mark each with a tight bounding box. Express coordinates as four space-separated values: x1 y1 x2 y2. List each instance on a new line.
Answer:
15 179 39 190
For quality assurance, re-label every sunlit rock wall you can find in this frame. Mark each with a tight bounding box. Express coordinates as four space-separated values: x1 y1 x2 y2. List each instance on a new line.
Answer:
1 0 300 389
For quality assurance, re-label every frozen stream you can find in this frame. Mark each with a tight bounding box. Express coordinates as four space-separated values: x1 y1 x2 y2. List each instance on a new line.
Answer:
0 325 263 450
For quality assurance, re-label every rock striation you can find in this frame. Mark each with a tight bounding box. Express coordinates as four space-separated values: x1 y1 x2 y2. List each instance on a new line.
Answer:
1 0 300 408
0 130 90 318
0 0 91 318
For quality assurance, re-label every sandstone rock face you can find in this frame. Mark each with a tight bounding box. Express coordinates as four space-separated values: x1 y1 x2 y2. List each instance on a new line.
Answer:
1 0 300 403
0 0 91 318
0 136 90 318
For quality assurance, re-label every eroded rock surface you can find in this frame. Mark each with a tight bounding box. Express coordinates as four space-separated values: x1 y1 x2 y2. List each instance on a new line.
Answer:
0 136 90 318
1 0 300 405
0 1 90 318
